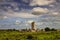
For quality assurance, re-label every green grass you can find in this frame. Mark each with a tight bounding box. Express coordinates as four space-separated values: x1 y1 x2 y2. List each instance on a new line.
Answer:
0 30 60 40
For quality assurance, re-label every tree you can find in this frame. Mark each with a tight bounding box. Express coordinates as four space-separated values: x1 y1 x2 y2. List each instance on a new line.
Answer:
45 27 50 31
51 28 57 31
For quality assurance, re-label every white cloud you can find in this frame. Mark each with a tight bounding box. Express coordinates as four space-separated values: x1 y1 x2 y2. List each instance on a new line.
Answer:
3 11 38 18
35 22 43 25
32 7 49 15
32 7 49 12
30 0 54 6
0 8 39 18
49 4 55 7
52 12 59 15
27 20 34 23
3 16 8 19
15 20 21 25
14 8 19 11
51 12 59 15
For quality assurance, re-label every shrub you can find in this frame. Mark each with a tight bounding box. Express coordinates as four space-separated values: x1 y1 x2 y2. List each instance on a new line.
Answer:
27 35 33 40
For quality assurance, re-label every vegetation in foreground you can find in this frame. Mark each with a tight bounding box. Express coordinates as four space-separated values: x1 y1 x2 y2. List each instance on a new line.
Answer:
0 29 60 40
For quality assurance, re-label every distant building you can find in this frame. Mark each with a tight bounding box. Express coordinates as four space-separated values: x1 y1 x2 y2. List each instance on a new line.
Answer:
20 21 36 32
31 22 35 32
31 22 35 30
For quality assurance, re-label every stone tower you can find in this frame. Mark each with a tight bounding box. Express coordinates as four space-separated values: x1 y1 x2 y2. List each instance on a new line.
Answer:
31 22 35 30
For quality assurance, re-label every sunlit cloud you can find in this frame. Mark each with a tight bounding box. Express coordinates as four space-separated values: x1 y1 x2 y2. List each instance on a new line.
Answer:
52 12 59 15
32 7 49 15
32 7 49 12
27 20 34 23
30 0 54 6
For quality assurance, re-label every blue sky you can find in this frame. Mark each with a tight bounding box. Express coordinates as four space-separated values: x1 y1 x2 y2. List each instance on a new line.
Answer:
0 0 60 29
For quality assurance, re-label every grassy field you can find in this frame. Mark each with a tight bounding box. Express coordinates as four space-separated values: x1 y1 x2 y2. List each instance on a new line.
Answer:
0 30 60 40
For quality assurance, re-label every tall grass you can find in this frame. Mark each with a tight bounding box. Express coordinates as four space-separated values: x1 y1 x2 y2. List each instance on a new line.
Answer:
0 30 60 40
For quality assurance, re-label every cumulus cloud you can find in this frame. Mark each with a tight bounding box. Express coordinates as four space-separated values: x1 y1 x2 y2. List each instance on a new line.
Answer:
30 0 54 6
49 12 60 16
49 4 55 7
48 0 60 12
27 20 34 23
8 12 38 18
3 16 8 19
32 7 49 12
0 0 60 18
52 12 59 15
0 10 38 18
15 20 21 25
32 7 49 15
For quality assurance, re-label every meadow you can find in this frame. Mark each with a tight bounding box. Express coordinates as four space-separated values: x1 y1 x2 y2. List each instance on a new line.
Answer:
0 29 60 40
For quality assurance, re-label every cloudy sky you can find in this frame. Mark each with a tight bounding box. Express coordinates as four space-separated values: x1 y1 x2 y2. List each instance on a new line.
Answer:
0 0 60 29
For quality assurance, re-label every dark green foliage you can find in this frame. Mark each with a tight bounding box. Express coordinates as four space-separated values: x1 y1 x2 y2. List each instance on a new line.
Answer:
6 38 8 40
27 35 33 40
45 27 51 31
51 28 57 31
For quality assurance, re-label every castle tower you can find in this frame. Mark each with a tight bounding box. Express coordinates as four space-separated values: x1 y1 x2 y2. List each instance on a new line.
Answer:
31 22 35 30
